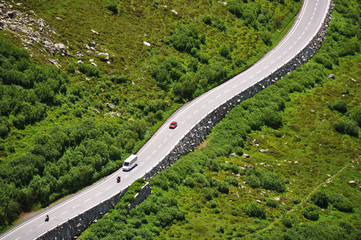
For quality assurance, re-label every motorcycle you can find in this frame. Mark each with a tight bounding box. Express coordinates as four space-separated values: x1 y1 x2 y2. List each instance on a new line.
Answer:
116 176 121 183
45 215 49 222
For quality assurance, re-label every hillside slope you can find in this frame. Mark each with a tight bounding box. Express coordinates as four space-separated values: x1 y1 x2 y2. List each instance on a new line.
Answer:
79 0 361 239
0 0 301 232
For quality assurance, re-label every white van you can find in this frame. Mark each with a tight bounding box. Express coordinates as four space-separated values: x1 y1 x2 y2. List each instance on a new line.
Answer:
122 154 138 171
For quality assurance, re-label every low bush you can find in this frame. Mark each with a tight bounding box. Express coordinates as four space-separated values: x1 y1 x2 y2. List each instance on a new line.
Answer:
243 202 266 219
311 191 328 209
328 193 353 213
106 0 118 14
334 119 359 137
266 199 279 208
329 101 348 114
78 63 100 77
303 205 320 221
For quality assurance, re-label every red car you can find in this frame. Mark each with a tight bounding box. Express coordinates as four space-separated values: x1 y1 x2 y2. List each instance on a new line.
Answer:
169 121 177 129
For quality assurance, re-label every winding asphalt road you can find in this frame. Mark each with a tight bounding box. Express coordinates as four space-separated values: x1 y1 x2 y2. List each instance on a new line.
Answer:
0 0 332 239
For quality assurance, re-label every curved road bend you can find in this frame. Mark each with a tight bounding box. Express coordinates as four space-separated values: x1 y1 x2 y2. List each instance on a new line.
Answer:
0 0 331 239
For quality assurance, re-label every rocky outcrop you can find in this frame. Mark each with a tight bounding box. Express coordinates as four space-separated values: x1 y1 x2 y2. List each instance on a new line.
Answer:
0 1 68 67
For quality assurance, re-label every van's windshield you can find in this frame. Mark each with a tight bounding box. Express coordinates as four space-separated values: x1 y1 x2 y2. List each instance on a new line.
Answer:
124 162 129 166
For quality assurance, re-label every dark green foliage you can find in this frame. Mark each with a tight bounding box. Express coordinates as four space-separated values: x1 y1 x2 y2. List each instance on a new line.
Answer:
282 217 293 228
261 108 283 129
243 202 266 219
281 222 361 240
106 0 118 14
67 63 75 73
329 100 348 114
351 107 361 127
108 74 127 84
202 15 212 25
334 119 359 137
225 176 238 187
219 45 231 59
303 205 320 221
266 199 279 208
213 17 227 31
217 180 230 194
328 193 353 213
170 24 205 53
152 57 185 91
78 63 100 77
0 39 66 133
246 167 286 192
311 191 328 209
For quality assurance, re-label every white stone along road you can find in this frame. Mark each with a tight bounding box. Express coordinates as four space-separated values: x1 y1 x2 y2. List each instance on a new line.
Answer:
0 0 332 239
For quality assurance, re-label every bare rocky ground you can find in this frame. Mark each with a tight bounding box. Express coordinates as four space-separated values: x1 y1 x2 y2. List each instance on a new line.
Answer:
0 0 68 67
0 1 112 69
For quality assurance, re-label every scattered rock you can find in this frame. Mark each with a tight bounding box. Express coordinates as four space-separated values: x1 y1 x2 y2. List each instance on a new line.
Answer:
171 10 178 15
259 149 268 153
242 153 250 158
256 200 262 204
98 52 109 61
91 29 99 35
328 74 335 79
48 59 61 68
230 153 237 157
143 41 151 47
93 109 101 114
106 103 115 109
348 180 357 186
56 17 63 21
54 43 65 51
88 41 96 47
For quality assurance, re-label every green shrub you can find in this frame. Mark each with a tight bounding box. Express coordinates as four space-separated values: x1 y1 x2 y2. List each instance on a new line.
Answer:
246 167 286 192
225 176 238 187
106 0 118 14
243 202 266 219
209 200 217 208
202 15 212 25
219 45 231 59
261 108 283 129
334 119 359 137
329 101 348 114
266 199 279 208
170 24 204 53
67 63 75 73
246 174 261 188
78 63 100 77
217 181 230 194
328 193 353 213
351 107 361 127
213 17 226 31
311 191 328 209
282 217 293 228
303 205 320 221
109 74 127 84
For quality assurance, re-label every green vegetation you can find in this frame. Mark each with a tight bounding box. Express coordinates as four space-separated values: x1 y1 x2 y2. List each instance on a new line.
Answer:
79 0 361 238
0 0 301 232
